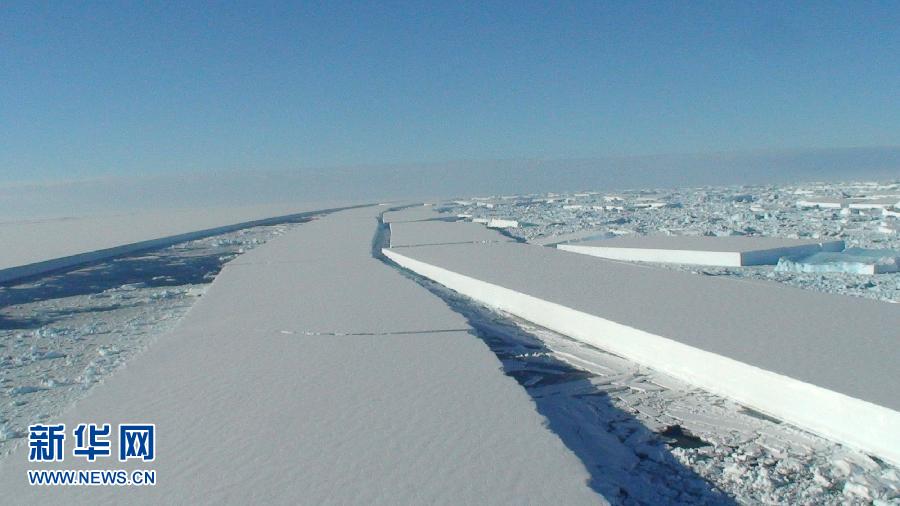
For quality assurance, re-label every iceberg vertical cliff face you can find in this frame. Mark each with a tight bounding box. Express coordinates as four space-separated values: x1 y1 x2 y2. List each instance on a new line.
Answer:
776 248 900 274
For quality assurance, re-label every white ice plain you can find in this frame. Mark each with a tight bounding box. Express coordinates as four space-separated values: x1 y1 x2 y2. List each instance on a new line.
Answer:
0 207 604 505
0 201 353 283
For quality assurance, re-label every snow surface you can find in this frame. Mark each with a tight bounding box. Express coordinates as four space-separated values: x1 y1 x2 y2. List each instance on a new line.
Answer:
389 220 515 248
0 223 300 458
0 201 354 283
380 205 444 223
0 206 603 505
383 238 900 465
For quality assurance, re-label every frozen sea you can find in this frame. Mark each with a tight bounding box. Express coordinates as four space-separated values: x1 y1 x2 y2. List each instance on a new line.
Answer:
1 187 898 504
445 180 900 303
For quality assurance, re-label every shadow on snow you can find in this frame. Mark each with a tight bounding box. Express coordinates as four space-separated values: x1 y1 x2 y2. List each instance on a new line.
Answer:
373 213 736 505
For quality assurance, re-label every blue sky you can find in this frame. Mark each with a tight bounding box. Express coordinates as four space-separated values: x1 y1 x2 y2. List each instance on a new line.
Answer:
1 1 899 183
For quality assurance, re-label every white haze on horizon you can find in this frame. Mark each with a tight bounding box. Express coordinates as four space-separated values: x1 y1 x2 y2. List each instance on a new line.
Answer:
3 146 899 220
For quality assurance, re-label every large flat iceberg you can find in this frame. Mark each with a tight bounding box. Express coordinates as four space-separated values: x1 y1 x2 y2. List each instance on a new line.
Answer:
559 235 845 267
383 238 900 466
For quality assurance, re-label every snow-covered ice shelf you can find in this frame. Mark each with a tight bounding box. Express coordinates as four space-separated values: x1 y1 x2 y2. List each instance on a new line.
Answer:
0 222 304 457
0 201 356 284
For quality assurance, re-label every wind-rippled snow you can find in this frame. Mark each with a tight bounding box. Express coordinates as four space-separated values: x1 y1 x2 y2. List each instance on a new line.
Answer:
0 222 302 457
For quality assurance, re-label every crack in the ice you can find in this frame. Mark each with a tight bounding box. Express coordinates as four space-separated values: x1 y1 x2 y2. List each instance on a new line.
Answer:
371 209 736 505
388 240 506 249
280 328 469 337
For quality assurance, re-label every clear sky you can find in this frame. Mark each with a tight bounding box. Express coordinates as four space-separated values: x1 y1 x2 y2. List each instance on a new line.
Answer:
1 1 899 183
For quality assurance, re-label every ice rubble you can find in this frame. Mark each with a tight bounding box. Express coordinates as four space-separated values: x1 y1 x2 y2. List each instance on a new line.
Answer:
495 308 900 505
444 179 900 302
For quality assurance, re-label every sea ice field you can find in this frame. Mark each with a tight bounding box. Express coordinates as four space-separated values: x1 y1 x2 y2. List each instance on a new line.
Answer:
1 183 897 504
446 180 900 303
